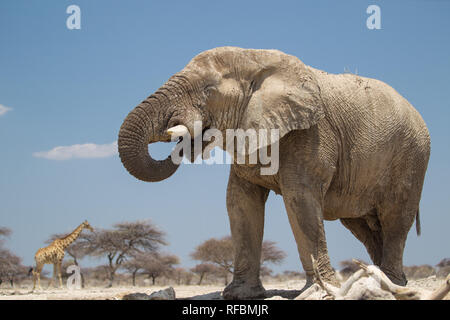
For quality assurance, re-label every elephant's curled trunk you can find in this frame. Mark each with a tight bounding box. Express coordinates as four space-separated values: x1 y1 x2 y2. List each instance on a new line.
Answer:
118 100 179 182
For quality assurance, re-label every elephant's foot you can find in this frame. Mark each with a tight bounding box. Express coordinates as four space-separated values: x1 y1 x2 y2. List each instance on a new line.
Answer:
306 267 341 288
381 267 407 286
321 273 341 288
223 280 266 300
297 278 314 295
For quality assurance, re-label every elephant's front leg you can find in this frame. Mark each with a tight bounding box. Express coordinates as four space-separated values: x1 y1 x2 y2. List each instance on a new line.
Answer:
281 183 339 289
222 169 269 300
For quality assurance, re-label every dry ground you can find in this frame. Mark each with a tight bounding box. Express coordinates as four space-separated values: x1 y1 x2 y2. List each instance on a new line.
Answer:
0 276 448 300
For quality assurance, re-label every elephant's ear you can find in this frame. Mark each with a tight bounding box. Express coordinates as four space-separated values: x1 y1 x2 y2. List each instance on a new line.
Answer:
240 59 324 153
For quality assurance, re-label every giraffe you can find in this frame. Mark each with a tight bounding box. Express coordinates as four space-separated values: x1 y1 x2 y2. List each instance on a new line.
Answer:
31 220 94 290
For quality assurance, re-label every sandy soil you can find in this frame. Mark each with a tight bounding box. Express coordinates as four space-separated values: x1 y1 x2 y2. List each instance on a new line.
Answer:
0 277 447 300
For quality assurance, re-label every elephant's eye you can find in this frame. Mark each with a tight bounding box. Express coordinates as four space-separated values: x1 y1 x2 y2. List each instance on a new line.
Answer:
204 85 216 97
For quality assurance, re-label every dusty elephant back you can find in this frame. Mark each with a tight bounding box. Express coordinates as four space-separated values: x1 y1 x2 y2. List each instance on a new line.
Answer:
309 67 430 218
310 67 429 146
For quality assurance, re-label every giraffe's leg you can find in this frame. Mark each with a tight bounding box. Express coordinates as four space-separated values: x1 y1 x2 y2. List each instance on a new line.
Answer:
32 269 36 291
35 263 43 290
49 264 57 288
37 270 41 290
57 261 63 288
32 268 36 291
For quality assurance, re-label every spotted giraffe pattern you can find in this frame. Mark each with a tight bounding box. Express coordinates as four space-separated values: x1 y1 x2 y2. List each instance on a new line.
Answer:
32 220 94 290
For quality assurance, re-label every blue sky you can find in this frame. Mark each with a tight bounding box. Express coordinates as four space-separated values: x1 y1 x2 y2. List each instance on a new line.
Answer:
0 0 449 274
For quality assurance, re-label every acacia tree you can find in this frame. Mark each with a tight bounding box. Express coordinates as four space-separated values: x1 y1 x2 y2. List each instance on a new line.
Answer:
190 263 217 285
0 227 11 251
191 236 286 285
403 264 436 279
138 252 179 285
0 227 11 241
86 220 167 287
123 252 180 286
172 267 194 285
122 254 144 286
282 270 306 280
436 258 450 278
437 258 450 268
260 241 287 271
0 248 26 287
82 265 110 284
0 227 27 287
121 251 164 286
190 237 233 285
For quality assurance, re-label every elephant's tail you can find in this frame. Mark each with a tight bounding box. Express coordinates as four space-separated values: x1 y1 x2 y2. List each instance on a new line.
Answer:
416 209 421 236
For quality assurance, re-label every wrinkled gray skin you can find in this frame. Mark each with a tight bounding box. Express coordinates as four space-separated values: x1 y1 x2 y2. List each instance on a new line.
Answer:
118 47 430 299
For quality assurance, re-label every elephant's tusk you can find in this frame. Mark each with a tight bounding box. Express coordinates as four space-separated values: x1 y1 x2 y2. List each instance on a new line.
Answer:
167 125 189 137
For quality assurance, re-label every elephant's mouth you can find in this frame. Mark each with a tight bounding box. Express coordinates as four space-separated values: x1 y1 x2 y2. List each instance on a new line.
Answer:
168 125 212 163
118 96 214 182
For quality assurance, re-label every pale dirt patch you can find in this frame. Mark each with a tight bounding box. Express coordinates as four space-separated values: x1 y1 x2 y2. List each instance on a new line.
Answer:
0 277 447 300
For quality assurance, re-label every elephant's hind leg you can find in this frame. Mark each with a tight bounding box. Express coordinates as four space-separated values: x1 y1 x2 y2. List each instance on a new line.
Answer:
378 203 417 286
340 216 383 266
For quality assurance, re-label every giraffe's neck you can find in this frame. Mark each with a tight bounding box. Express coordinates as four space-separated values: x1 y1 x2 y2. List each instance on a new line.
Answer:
60 224 85 249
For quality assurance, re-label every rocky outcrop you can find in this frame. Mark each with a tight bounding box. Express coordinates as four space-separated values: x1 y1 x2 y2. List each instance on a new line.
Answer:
121 287 176 300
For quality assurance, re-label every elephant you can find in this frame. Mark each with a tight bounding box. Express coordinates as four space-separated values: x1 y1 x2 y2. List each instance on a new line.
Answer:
118 47 430 299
